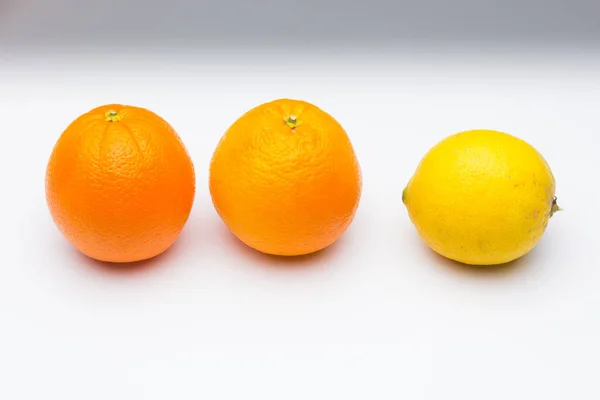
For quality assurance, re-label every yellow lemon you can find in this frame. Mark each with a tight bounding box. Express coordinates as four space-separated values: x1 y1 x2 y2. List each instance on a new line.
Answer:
402 129 559 265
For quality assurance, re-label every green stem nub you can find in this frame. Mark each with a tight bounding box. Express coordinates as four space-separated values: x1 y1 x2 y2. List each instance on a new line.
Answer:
285 115 300 129
550 196 561 217
105 111 122 122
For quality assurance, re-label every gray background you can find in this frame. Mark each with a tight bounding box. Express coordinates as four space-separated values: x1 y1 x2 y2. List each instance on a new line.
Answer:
1 0 599 50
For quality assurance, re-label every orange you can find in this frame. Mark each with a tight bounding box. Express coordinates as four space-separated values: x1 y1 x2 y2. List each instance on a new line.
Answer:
45 104 196 263
209 98 362 256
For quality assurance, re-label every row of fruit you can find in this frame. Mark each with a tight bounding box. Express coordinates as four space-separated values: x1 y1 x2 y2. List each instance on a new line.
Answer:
45 98 559 266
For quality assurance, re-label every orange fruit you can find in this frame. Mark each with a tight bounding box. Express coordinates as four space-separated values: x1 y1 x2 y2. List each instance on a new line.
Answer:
45 104 196 263
209 98 362 256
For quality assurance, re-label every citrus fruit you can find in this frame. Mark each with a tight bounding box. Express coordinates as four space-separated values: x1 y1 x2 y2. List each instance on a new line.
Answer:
209 98 362 256
45 104 196 263
402 129 559 266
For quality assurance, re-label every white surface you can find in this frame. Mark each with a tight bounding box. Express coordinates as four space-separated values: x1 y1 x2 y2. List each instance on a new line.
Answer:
1 50 599 399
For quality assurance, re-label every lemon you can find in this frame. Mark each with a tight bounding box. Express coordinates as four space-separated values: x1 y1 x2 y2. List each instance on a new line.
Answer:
402 129 559 266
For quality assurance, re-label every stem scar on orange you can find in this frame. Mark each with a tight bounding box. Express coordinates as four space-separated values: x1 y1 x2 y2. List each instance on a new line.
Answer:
209 98 362 256
45 104 196 263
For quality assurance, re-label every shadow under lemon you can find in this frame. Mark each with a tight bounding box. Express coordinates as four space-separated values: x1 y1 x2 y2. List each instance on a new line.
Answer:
415 234 543 278
394 216 537 278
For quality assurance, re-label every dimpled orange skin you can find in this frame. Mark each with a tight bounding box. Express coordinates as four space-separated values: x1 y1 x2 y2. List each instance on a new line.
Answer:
209 98 362 256
45 104 196 263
